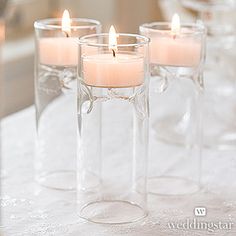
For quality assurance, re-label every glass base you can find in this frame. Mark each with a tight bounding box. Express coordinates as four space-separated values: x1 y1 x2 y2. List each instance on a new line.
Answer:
79 200 147 224
148 176 200 196
37 170 76 191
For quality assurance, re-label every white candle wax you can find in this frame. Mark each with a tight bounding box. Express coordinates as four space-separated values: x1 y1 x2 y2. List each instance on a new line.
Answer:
39 37 78 66
149 36 201 67
83 54 144 88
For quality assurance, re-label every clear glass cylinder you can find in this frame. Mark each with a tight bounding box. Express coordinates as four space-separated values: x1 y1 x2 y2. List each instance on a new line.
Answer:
140 22 206 195
34 18 101 190
77 33 149 224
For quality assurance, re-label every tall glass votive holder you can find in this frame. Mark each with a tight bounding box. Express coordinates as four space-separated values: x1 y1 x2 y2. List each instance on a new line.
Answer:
140 22 206 195
34 18 101 190
77 33 149 224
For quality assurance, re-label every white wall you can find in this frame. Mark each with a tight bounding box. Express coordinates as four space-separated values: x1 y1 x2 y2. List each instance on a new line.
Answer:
52 0 163 32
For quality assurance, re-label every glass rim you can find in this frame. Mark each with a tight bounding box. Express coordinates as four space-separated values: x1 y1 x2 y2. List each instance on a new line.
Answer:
34 18 101 30
139 22 206 36
78 33 150 47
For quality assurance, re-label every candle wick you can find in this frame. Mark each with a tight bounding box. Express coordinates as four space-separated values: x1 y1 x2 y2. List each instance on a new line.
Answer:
63 31 69 38
112 49 116 58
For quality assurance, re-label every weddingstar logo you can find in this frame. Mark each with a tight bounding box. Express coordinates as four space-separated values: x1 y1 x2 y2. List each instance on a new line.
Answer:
167 207 234 233
194 207 207 217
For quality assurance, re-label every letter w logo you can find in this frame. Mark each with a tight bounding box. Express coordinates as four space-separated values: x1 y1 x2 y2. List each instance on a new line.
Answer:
194 207 207 217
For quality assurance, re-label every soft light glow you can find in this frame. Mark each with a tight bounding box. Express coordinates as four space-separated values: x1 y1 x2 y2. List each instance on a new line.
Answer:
109 25 117 52
171 13 180 36
62 9 71 36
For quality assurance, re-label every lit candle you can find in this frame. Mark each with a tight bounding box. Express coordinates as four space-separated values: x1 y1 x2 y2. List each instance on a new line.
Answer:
140 14 202 67
83 26 144 88
39 10 78 66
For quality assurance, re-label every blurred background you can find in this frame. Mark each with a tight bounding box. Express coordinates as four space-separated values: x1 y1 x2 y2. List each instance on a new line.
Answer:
0 0 196 116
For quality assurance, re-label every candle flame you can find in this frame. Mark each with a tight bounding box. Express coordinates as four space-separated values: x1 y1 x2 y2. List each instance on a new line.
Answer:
171 13 180 36
62 9 71 37
109 25 117 53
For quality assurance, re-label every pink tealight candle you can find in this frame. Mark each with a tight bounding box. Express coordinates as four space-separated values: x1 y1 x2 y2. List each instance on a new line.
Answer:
39 10 77 66
39 37 78 66
149 36 201 67
140 14 203 67
82 26 144 88
83 54 144 88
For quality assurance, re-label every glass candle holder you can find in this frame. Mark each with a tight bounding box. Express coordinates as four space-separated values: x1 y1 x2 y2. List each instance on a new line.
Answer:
77 33 149 224
34 18 101 190
180 0 236 149
140 22 206 195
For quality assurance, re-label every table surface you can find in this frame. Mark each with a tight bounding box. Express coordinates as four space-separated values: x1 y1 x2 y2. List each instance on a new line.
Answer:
1 106 236 236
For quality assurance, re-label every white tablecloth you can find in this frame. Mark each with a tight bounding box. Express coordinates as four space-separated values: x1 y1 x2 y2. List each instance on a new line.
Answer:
1 107 236 236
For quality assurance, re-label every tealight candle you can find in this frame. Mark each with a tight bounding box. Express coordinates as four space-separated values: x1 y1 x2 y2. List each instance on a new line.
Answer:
35 10 101 67
38 10 77 66
140 14 205 67
81 26 145 88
